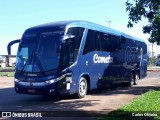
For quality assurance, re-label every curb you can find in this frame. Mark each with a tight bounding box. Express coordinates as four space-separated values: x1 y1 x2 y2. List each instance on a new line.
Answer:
147 70 160 72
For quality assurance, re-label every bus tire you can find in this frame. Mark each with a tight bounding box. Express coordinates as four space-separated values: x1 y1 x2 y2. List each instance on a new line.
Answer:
134 73 139 85
76 77 87 98
129 72 135 87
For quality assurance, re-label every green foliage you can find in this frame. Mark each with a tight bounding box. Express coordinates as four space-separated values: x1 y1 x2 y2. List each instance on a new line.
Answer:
0 72 14 77
121 89 160 111
148 51 157 65
98 89 160 120
0 67 15 72
126 0 160 45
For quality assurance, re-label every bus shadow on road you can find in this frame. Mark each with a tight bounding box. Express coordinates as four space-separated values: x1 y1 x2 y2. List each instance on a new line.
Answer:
0 87 102 112
88 83 160 96
0 84 159 113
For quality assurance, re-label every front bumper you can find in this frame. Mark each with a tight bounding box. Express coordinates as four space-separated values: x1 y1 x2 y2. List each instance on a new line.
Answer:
15 82 59 95
14 75 76 95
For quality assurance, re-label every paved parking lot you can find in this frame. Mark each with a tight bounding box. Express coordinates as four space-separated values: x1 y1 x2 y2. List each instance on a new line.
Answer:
0 71 160 119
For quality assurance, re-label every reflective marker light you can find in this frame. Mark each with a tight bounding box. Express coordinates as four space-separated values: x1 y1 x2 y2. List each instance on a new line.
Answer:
14 78 20 83
65 77 72 83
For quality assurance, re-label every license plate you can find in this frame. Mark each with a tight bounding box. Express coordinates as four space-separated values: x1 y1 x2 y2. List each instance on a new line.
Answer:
28 89 35 93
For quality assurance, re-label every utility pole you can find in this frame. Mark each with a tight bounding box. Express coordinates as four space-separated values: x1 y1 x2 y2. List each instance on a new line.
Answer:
152 43 154 65
107 21 111 28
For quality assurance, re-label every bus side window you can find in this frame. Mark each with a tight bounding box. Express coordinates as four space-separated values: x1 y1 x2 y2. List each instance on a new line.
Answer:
99 32 112 52
83 30 100 55
95 32 100 51
67 27 84 49
83 29 93 54
112 35 121 51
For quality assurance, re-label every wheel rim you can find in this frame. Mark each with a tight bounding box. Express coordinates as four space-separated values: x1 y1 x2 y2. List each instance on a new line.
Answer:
130 74 134 86
135 74 139 84
79 79 87 97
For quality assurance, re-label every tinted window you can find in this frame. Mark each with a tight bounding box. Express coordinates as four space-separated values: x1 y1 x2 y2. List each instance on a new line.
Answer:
67 27 84 49
16 35 37 71
83 30 122 54
99 32 112 52
112 35 121 51
83 30 100 54
60 42 74 69
16 31 64 73
142 43 147 55
37 32 61 71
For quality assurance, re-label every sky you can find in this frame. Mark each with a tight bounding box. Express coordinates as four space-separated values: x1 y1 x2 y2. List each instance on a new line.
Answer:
0 0 160 55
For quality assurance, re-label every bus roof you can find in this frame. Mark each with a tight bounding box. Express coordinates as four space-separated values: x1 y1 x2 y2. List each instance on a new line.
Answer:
29 20 146 43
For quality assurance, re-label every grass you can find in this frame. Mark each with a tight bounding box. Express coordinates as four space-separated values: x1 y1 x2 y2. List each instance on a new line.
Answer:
98 89 160 120
0 72 14 77
0 67 15 70
0 67 15 77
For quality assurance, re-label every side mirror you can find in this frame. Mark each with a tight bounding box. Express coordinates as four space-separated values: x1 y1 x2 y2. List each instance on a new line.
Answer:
62 35 75 40
7 39 20 55
61 35 75 43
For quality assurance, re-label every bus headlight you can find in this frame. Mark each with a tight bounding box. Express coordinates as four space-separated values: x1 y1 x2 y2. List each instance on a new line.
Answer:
45 79 55 84
14 78 20 83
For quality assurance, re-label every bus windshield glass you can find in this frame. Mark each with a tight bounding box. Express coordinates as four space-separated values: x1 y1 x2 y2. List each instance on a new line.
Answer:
16 31 64 74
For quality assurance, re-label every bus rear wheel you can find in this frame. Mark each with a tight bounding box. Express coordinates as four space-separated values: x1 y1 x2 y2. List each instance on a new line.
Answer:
134 73 139 85
76 77 87 98
129 73 135 87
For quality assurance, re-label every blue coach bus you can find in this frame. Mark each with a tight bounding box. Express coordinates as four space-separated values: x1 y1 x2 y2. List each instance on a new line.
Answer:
8 20 147 98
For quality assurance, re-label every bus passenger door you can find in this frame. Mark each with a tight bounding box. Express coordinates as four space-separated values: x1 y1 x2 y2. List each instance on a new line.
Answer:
60 35 75 70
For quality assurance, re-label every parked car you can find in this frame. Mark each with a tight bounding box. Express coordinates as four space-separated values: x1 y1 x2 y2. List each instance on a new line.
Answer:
156 60 160 66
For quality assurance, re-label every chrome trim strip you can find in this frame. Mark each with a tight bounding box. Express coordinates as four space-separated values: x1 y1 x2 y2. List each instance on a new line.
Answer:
16 73 71 87
18 82 48 87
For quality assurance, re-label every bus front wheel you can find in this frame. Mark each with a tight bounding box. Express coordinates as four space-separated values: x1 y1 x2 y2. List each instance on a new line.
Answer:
76 77 87 98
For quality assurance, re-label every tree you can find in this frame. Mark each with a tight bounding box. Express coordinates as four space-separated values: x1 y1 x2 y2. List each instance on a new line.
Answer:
0 60 3 63
126 0 160 45
148 51 157 65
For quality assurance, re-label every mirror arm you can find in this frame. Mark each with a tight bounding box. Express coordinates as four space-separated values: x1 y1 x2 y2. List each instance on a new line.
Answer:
7 39 20 55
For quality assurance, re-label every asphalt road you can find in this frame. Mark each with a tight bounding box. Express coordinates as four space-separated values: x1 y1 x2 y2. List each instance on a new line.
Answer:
0 71 160 120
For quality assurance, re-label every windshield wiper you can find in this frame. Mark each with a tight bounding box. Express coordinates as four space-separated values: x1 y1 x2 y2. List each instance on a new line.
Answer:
20 50 46 76
20 50 34 75
34 53 46 76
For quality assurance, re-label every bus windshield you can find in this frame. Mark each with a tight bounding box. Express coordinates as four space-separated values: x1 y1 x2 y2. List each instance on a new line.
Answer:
16 31 64 74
